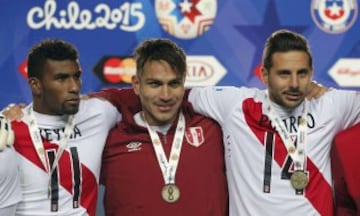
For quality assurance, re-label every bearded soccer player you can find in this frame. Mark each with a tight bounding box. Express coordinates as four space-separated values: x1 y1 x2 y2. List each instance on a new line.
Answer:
94 30 360 215
10 39 118 216
185 30 360 215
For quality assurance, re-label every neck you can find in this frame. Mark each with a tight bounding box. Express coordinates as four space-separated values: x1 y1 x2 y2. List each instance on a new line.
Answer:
32 102 49 115
32 102 63 116
141 112 177 127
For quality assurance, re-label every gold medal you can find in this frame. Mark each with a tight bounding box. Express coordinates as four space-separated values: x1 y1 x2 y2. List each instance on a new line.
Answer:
290 171 309 190
288 146 296 154
161 184 180 203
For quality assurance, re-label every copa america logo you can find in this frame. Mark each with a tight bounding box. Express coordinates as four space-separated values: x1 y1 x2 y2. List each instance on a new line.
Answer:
311 0 358 34
155 0 217 39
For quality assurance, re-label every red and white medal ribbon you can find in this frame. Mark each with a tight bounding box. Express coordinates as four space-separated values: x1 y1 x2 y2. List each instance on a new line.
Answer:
25 104 75 175
143 111 185 185
263 95 308 171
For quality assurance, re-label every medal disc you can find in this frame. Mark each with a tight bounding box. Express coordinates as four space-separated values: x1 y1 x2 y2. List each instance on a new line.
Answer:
290 171 309 190
161 184 180 203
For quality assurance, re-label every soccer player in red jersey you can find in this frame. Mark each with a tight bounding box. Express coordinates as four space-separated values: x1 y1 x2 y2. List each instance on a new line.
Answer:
332 123 360 216
98 39 228 216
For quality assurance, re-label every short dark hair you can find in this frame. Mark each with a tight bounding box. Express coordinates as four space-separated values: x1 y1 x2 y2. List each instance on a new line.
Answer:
134 38 187 78
27 39 79 79
262 29 313 71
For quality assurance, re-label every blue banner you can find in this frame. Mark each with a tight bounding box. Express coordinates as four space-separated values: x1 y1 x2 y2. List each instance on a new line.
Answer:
1 0 359 107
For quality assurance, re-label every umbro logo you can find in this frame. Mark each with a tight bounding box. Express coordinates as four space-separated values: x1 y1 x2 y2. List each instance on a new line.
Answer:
126 142 142 152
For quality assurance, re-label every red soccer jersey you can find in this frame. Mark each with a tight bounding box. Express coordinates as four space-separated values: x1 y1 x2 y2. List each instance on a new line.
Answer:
332 123 360 216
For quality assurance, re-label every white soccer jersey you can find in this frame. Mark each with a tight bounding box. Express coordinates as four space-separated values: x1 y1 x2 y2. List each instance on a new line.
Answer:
12 98 118 216
189 87 360 216
0 146 21 215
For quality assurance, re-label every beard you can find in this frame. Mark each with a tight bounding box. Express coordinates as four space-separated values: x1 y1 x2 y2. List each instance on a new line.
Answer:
62 104 79 115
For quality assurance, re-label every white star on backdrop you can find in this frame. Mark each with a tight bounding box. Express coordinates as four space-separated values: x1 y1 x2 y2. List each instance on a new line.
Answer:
179 0 193 13
328 2 342 16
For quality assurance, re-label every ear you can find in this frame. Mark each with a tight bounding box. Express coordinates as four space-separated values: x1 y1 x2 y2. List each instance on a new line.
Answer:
28 77 41 96
131 75 140 96
261 67 269 86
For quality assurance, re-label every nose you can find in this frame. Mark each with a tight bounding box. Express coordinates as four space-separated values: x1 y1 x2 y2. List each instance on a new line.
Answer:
159 85 171 100
290 74 299 88
68 77 81 93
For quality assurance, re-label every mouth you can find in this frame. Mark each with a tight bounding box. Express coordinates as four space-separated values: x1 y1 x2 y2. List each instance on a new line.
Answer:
284 92 303 101
156 104 174 112
66 98 80 105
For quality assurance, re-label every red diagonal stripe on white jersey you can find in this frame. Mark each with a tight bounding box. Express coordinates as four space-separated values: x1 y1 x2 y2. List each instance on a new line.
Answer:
243 98 333 215
12 121 97 216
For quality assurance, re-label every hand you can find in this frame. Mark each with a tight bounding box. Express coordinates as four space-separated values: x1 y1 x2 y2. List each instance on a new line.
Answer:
0 116 14 151
1 103 25 121
306 81 328 100
81 94 91 100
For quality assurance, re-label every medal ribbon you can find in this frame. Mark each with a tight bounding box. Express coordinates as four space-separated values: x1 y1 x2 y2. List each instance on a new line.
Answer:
25 104 75 175
143 111 185 185
264 94 308 171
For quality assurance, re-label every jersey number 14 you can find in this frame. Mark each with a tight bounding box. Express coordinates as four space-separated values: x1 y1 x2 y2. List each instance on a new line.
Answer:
262 131 308 195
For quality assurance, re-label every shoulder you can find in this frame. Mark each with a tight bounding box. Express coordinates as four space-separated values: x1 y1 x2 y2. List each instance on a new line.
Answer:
320 88 359 101
185 110 221 129
77 97 119 124
188 86 264 106
80 97 116 111
189 86 260 95
89 88 139 110
334 123 360 143
332 123 360 161
308 89 360 115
